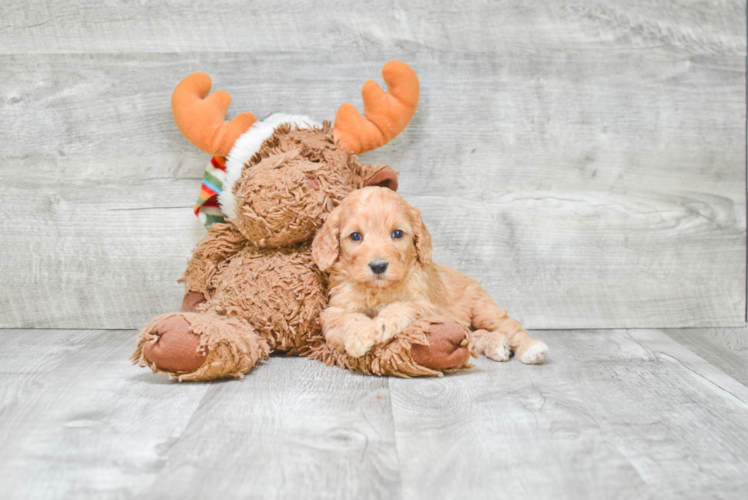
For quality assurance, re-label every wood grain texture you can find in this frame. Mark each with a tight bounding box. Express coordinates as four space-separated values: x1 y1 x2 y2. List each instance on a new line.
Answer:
145 357 399 500
2 327 748 499
0 177 204 328
0 1 743 55
0 329 213 499
0 330 399 500
1 47 743 328
663 327 748 386
389 328 748 500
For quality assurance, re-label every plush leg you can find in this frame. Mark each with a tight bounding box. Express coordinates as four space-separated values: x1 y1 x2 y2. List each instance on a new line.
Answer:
131 312 269 381
308 317 475 377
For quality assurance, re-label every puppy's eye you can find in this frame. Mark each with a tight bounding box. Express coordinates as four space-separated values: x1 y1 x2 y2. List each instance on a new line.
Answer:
391 230 404 239
350 232 363 242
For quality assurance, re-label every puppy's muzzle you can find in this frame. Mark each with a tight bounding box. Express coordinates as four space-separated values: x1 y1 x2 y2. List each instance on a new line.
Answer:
369 260 388 275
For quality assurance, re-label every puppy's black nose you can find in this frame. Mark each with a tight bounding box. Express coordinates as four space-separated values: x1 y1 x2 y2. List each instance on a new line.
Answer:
369 260 388 275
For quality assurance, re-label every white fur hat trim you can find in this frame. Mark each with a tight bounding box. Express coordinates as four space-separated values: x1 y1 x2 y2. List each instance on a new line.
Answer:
219 113 322 220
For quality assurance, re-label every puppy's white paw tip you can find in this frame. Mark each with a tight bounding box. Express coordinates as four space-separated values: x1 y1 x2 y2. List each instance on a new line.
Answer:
492 344 510 362
520 342 548 365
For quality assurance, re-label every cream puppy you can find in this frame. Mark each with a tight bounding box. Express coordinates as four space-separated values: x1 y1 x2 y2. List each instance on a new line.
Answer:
312 187 548 364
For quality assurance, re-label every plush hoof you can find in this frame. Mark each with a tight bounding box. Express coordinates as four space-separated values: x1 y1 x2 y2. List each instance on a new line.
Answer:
143 315 207 372
133 312 270 381
411 322 471 371
518 341 549 365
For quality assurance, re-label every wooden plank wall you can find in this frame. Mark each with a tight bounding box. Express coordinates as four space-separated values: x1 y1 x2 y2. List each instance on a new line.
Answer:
0 1 744 329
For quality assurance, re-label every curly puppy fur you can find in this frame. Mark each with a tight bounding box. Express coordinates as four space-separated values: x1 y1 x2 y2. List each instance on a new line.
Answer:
312 187 549 364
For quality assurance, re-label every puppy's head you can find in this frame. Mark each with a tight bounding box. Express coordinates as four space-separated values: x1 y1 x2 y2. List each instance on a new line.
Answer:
312 187 432 289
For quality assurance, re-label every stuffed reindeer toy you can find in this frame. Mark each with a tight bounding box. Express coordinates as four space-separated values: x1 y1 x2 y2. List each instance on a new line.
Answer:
131 61 474 381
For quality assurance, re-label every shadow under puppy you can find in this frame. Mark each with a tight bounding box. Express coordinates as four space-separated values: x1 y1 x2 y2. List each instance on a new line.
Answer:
312 186 549 364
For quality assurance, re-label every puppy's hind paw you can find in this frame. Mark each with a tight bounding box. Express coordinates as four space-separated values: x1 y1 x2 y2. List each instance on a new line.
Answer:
486 338 511 362
519 342 548 365
474 331 510 362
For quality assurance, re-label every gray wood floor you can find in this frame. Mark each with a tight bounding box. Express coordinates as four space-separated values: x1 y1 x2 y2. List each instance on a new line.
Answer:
1 327 747 500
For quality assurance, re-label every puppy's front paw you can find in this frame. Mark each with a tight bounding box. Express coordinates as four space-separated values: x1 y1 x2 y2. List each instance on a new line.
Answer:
375 303 416 343
375 315 413 344
344 336 375 358
519 342 548 364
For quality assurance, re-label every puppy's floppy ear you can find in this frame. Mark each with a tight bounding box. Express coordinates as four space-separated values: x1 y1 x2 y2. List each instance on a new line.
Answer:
313 204 344 272
361 164 399 191
409 206 433 265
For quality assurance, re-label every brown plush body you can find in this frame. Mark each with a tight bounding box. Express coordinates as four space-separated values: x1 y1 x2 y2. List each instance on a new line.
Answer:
132 125 472 380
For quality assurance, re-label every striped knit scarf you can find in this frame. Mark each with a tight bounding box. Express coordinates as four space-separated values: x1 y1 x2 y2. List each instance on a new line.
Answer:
194 155 228 227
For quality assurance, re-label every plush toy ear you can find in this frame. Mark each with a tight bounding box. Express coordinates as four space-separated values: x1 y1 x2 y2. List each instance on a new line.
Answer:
409 206 433 265
312 205 344 272
363 165 399 191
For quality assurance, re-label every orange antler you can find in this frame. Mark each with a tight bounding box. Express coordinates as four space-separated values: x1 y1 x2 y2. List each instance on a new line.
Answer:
332 61 420 154
172 73 257 157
